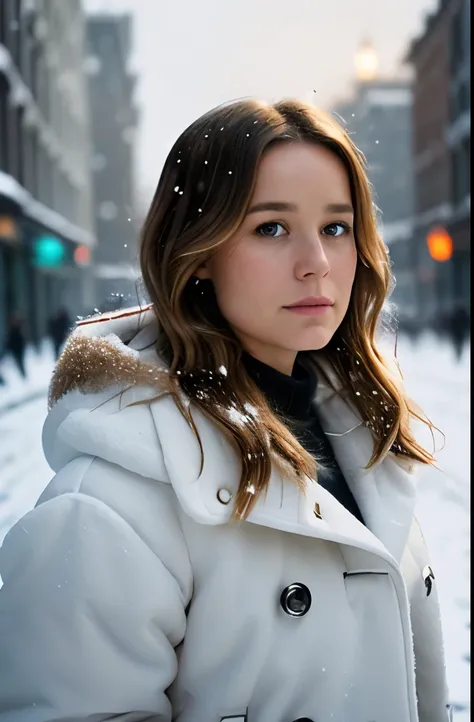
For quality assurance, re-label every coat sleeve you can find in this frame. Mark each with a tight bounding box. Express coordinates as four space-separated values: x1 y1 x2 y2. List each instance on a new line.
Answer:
0 456 193 722
402 517 452 722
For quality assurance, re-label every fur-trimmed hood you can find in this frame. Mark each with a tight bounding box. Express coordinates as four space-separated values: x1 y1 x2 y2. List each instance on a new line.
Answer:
43 305 172 480
48 305 163 410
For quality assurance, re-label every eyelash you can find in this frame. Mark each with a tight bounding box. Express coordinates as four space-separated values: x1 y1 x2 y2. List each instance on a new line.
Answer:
255 220 353 238
323 221 353 236
255 221 287 237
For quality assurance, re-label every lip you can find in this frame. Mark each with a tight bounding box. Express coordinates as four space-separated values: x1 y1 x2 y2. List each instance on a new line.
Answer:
284 296 334 308
283 296 334 317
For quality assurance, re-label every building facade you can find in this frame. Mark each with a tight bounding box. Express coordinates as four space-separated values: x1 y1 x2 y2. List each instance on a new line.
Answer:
446 0 470 308
85 13 139 307
406 0 470 323
0 0 95 346
332 48 416 320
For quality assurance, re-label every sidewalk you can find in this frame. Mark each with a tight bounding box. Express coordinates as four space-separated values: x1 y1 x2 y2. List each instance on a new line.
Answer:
0 342 56 415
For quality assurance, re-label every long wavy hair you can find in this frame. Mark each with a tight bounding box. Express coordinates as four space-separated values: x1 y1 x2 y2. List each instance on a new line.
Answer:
140 98 435 520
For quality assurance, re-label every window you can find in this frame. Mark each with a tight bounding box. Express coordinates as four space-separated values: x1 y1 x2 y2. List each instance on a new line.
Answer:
23 127 32 193
31 128 38 196
0 0 21 64
450 7 465 72
450 80 470 122
37 146 47 204
6 94 20 180
452 141 470 204
30 38 39 100
450 87 458 122
11 0 21 68
463 138 470 195
459 82 469 113
15 105 24 185
0 0 6 47
0 76 8 172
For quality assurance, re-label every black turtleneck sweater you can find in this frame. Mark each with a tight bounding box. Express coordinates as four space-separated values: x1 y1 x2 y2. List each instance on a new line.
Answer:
243 353 365 526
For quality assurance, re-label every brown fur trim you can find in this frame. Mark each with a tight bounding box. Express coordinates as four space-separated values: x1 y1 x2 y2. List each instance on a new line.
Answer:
48 334 165 409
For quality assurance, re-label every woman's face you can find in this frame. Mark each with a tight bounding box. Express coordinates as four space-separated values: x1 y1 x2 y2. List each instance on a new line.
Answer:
196 142 358 374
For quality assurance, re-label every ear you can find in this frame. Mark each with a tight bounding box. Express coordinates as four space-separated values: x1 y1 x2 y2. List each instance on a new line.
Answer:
194 262 212 280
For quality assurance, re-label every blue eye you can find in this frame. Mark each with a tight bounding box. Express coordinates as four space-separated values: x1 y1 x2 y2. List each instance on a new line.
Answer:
322 222 351 237
256 222 286 238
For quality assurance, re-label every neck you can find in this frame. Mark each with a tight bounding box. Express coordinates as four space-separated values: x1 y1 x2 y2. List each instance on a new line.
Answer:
238 342 297 376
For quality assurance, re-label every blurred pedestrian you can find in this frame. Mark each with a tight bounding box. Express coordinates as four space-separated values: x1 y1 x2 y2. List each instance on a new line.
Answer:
447 303 469 362
4 314 27 378
0 99 451 721
49 307 72 359
0 348 5 386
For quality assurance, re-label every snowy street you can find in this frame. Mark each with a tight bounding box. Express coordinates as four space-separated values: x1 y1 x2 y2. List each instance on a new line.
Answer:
0 334 470 719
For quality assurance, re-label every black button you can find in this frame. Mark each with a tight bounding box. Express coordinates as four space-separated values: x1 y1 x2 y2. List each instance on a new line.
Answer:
280 583 312 617
292 718 314 722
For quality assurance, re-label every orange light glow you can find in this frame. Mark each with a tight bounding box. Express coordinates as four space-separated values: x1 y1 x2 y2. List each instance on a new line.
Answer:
426 227 453 262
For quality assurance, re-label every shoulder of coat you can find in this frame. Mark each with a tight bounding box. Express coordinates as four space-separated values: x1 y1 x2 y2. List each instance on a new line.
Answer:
48 305 167 409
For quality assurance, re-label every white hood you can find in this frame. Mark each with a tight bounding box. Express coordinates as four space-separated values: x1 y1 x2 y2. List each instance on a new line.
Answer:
43 305 169 482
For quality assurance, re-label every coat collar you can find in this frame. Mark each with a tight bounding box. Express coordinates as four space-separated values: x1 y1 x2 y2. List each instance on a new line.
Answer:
149 382 417 566
314 386 417 562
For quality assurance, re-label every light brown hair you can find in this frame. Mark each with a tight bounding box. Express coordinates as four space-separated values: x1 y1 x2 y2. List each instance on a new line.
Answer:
140 98 435 520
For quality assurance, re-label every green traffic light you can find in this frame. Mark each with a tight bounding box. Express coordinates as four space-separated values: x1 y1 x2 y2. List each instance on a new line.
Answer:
33 236 66 267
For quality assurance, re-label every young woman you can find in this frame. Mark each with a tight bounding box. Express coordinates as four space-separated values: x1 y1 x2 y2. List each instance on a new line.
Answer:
0 100 452 722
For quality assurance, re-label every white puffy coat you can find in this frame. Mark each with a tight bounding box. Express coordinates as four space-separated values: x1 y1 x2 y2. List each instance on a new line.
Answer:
0 308 452 722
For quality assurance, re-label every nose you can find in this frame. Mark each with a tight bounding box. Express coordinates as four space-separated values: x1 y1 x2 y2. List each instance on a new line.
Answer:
294 232 330 280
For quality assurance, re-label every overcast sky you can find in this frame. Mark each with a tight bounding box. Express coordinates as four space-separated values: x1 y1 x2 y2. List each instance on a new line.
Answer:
83 0 436 205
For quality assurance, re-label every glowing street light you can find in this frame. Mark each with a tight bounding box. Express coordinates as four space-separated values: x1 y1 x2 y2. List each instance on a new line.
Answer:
426 227 453 262
355 40 379 82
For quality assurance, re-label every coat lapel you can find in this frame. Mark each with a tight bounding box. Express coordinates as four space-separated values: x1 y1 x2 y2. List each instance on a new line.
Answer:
149 389 413 568
314 380 417 563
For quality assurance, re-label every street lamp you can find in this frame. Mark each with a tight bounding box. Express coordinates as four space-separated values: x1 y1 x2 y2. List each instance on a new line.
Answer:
426 226 453 262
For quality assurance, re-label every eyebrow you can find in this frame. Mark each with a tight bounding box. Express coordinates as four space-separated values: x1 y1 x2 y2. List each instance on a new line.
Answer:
247 201 354 215
325 203 354 214
247 201 297 214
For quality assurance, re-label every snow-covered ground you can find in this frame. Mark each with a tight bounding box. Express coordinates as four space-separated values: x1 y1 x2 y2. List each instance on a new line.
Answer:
393 335 470 721
0 332 470 719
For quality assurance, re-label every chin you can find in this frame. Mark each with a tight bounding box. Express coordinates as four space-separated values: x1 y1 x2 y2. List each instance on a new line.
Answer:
295 327 337 352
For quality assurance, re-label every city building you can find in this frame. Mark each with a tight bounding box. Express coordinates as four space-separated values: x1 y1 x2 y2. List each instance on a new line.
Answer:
0 0 95 346
406 0 470 323
446 0 470 309
332 41 416 320
85 13 139 307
